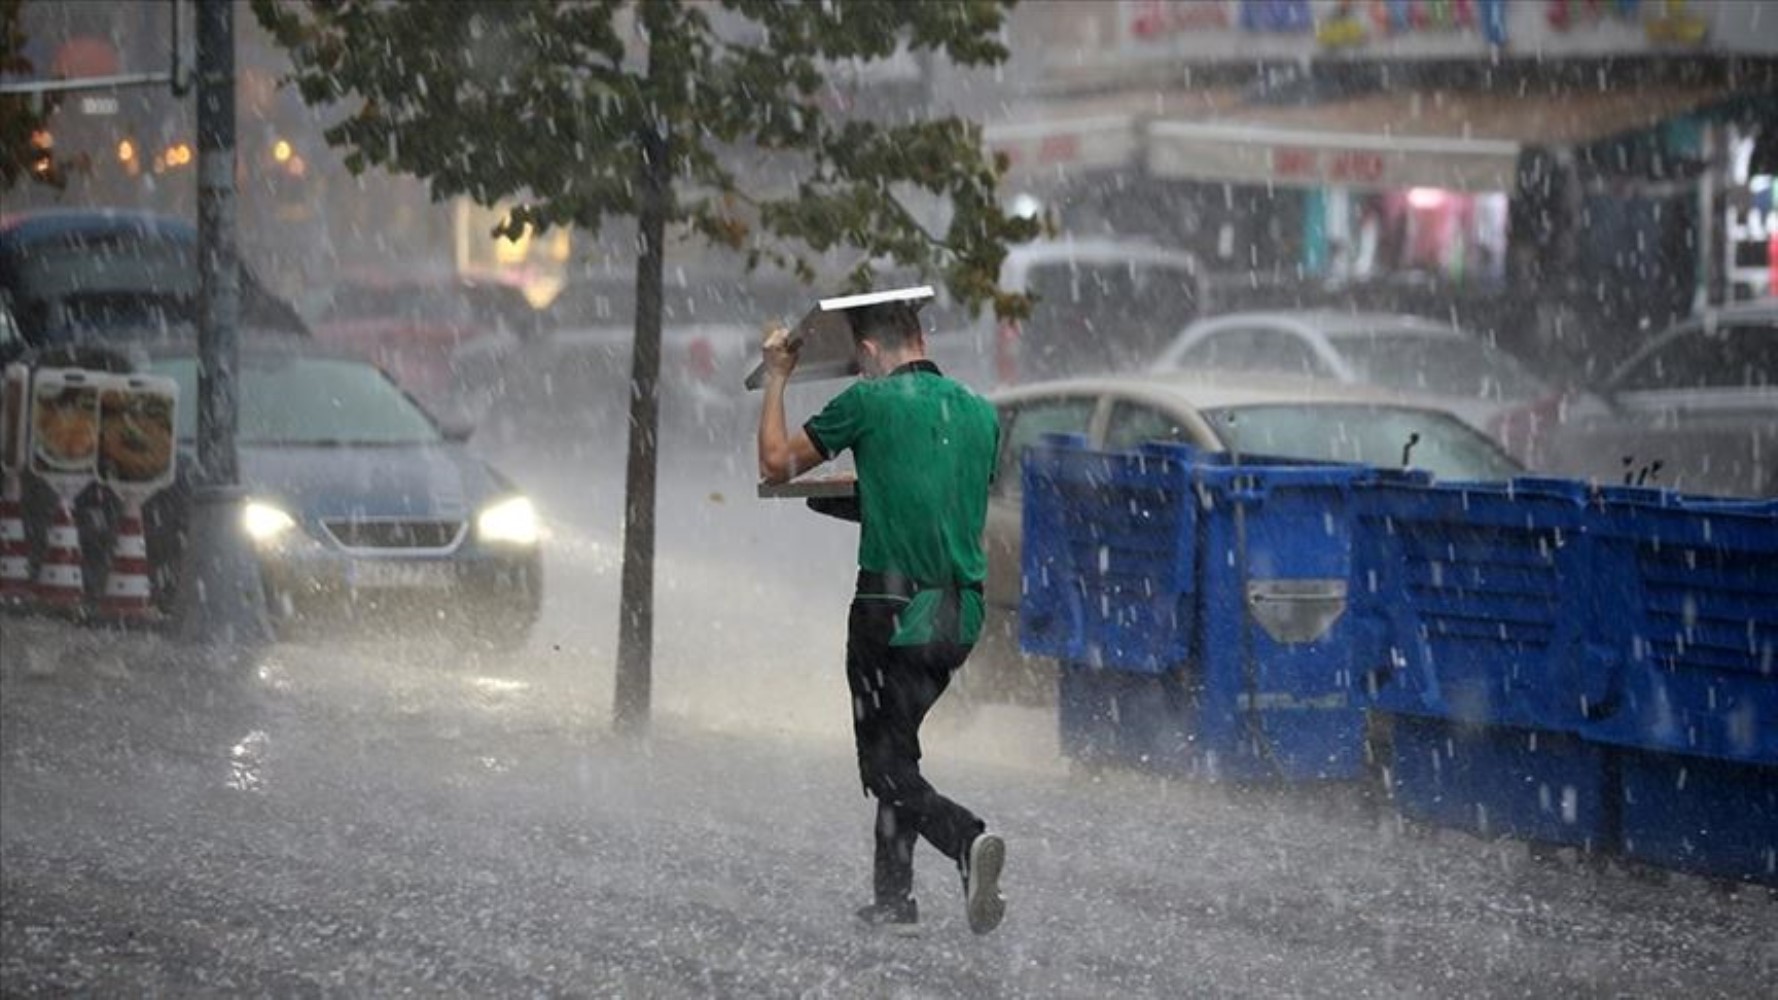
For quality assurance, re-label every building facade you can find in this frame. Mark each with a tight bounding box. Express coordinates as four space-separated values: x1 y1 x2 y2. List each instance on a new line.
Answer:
7 0 1776 367
956 0 1778 372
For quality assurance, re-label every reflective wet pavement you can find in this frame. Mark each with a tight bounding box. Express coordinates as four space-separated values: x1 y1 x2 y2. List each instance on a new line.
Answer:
3 434 1773 997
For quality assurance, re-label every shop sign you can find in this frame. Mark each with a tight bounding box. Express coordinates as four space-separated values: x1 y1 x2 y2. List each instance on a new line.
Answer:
29 369 100 483
1545 0 1707 44
1124 1 1317 40
1273 146 1387 184
78 95 119 117
1125 0 1234 39
1544 0 1635 32
1643 0 1709 45
1119 0 1318 50
1116 0 1709 59
1317 0 1510 49
98 376 178 493
984 117 1138 182
1240 0 1315 33
1148 120 1520 193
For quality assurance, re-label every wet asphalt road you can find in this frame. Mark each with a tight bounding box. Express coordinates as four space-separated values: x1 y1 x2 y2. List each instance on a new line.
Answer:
3 423 1775 998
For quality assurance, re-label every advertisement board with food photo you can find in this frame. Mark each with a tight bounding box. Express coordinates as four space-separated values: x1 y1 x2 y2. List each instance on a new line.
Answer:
98 376 179 491
29 369 101 480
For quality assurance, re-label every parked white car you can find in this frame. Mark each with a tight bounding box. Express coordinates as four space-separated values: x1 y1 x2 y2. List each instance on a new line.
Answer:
1543 302 1778 497
1148 310 1566 461
966 371 1523 706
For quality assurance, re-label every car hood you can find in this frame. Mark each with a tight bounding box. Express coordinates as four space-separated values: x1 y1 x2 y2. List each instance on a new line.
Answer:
239 442 510 522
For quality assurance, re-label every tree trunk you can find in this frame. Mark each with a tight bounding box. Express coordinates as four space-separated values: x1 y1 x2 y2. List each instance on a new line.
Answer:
613 47 670 738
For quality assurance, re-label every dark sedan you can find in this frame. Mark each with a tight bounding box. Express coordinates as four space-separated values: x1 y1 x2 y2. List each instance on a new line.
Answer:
142 344 542 646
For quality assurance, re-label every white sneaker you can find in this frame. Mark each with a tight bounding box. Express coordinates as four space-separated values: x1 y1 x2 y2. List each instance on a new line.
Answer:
963 832 1006 935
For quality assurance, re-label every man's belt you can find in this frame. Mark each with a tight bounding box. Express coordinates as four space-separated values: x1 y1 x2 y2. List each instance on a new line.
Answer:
855 569 983 600
854 570 981 644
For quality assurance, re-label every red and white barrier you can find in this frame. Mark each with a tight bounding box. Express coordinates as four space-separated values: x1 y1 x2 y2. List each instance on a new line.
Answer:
1 365 30 606
34 499 84 611
98 505 152 620
0 479 30 604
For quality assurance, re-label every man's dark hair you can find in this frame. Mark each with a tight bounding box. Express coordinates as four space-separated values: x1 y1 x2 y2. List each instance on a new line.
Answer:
848 302 922 351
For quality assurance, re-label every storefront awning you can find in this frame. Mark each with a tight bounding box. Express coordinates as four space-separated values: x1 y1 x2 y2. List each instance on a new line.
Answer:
986 84 1734 193
983 87 1248 187
1147 86 1730 192
1148 118 1517 191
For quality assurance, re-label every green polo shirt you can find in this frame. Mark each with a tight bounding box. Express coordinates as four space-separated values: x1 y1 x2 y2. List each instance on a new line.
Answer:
805 360 999 646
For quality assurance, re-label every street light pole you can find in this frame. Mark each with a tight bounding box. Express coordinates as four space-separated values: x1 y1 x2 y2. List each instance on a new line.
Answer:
195 0 238 487
172 0 270 658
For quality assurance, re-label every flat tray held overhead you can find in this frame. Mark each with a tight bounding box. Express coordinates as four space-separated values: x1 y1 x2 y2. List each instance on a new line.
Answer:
743 285 934 390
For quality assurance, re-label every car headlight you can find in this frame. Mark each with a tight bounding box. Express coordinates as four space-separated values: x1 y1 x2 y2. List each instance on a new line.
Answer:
242 501 298 544
477 496 539 546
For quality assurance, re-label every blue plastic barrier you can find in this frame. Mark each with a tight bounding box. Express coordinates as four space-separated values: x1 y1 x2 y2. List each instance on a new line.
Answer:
1353 477 1608 733
1389 714 1613 851
1582 490 1778 767
1190 453 1374 781
1020 435 1196 674
1616 748 1778 886
1023 431 1778 864
1024 437 1374 781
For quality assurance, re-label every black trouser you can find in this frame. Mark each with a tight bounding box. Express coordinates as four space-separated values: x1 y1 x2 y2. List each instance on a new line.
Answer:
846 591 984 906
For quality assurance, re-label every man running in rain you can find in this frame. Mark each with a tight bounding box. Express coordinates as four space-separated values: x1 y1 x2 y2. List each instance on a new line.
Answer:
756 296 1006 935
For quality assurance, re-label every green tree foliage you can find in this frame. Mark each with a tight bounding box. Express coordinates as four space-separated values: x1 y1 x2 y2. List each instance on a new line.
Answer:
254 0 1038 733
252 0 1038 314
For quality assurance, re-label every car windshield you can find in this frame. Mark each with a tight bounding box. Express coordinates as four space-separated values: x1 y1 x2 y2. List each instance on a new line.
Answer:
150 355 442 446
1204 402 1522 482
1327 330 1548 401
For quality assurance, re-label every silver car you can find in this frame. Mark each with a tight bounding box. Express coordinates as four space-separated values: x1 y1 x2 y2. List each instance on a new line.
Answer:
1149 310 1561 461
965 372 1524 706
1543 302 1778 497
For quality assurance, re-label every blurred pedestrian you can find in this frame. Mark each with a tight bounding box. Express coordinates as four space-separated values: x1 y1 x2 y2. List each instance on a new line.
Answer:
756 298 1006 935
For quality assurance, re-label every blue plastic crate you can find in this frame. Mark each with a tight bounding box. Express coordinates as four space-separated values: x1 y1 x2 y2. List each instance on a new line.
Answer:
1617 749 1778 886
1388 713 1613 851
1583 492 1778 765
1352 478 1612 733
1020 436 1196 674
1029 439 1376 781
1057 659 1358 783
1190 454 1376 781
